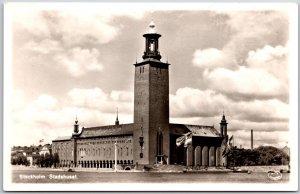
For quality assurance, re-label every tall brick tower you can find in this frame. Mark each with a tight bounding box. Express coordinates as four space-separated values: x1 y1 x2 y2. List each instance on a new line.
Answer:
133 21 170 165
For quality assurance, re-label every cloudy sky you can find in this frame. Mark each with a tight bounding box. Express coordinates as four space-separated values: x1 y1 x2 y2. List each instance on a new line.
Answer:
6 3 296 148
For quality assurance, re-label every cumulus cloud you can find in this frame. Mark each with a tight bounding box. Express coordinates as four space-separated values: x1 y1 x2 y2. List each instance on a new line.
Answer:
13 6 145 48
170 88 227 118
170 87 288 125
67 88 108 109
9 8 291 150
200 44 289 101
231 129 289 149
30 94 57 110
228 119 288 132
13 7 145 78
191 11 289 102
54 47 103 77
246 45 288 83
67 88 133 113
191 42 289 101
13 89 26 111
203 66 287 99
22 39 62 55
14 10 118 46
12 88 134 146
192 48 234 69
223 11 288 61
232 99 288 122
110 91 134 102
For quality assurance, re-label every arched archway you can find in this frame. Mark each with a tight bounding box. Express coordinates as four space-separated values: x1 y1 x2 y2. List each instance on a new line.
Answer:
202 146 209 166
156 130 163 163
124 166 131 170
209 146 216 166
194 146 201 167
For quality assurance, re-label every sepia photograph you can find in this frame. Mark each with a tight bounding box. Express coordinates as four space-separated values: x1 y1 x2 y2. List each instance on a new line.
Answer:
3 2 298 191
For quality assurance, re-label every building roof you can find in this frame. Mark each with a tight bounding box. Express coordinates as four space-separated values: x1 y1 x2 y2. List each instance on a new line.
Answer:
79 123 134 138
53 136 71 141
134 58 170 67
170 123 221 137
53 123 220 141
41 145 51 151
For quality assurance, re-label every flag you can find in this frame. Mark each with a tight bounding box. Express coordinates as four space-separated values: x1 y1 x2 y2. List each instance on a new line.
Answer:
228 135 233 148
39 139 44 143
222 146 230 156
176 132 192 147
184 132 192 147
176 135 185 147
222 135 233 156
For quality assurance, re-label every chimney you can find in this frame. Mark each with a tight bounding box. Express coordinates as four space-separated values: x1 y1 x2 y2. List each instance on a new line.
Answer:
251 129 253 150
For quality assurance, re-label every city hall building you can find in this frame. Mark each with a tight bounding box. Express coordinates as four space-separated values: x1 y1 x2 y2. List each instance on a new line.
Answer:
52 22 229 169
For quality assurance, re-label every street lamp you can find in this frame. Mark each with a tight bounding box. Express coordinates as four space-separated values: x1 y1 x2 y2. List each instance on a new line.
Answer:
114 138 131 172
139 125 144 158
114 142 117 172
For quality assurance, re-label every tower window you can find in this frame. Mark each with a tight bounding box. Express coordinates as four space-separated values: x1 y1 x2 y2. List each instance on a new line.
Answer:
157 130 163 156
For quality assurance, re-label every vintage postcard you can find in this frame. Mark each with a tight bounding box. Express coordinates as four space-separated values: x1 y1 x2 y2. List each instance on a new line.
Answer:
3 2 298 191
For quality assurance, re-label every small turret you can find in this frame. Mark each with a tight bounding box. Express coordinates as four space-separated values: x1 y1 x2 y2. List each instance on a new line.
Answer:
220 112 228 137
115 108 119 125
74 116 79 133
142 21 162 61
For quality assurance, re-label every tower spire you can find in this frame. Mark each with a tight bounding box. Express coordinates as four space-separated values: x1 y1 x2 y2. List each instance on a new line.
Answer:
115 107 119 125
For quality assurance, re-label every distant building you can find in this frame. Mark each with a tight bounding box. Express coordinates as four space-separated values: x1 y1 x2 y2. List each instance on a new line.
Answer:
52 22 228 169
26 153 40 166
39 144 52 156
282 146 290 156
11 145 45 166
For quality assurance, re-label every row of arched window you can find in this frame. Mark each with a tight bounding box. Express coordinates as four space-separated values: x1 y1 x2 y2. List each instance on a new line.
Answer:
78 146 133 158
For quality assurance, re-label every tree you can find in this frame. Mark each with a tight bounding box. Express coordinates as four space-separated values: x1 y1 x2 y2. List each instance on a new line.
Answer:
40 154 45 167
10 154 30 166
44 153 54 168
227 146 290 166
53 153 60 168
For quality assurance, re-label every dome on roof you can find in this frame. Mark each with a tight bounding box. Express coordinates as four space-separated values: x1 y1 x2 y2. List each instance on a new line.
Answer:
148 20 156 34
